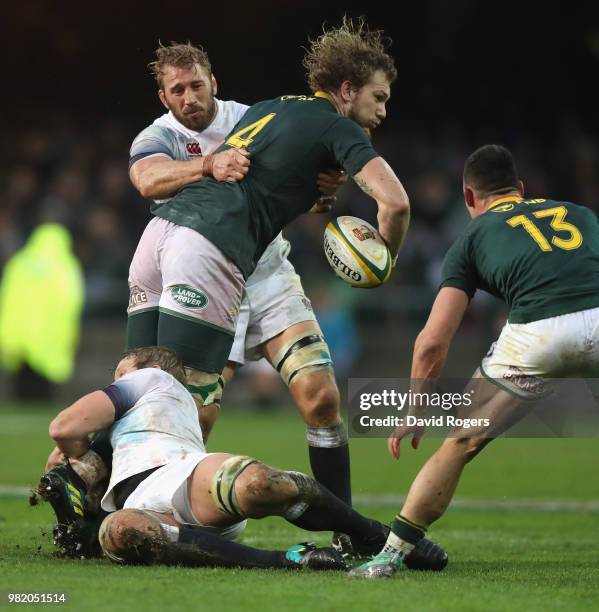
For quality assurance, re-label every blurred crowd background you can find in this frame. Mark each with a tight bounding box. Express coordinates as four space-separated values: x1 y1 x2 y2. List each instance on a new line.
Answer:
1 1 598 404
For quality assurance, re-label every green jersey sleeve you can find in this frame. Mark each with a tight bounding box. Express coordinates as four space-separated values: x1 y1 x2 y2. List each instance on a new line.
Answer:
323 117 380 176
440 234 477 299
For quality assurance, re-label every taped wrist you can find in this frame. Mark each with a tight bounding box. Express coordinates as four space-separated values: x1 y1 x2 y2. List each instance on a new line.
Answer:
306 423 348 448
202 154 215 178
272 332 333 387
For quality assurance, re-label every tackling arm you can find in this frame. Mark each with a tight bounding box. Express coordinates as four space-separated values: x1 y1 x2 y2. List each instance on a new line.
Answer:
49 391 116 459
130 155 206 199
130 149 250 199
353 157 410 260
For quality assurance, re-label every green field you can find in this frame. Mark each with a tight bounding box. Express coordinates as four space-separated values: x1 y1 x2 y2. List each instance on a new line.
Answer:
1 403 598 611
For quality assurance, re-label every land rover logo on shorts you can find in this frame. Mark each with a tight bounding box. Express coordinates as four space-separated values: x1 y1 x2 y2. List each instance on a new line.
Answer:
170 285 209 309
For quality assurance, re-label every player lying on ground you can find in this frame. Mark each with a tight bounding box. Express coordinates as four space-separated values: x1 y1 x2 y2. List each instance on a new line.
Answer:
41 347 447 570
350 144 599 578
125 42 353 544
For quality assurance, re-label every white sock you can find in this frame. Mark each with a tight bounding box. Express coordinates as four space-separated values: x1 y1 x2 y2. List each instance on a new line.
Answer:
382 530 415 557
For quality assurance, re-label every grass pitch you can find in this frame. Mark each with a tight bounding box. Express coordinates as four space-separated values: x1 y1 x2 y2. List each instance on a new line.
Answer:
1 403 598 611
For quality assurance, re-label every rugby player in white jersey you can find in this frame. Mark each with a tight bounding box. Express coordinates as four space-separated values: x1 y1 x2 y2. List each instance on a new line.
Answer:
45 346 393 569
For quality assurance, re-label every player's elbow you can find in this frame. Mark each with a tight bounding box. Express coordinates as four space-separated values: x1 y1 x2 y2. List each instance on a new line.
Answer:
49 413 77 443
136 176 159 199
131 167 160 199
383 193 410 220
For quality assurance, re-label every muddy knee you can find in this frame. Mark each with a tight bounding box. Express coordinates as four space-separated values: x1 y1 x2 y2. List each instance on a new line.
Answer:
237 467 320 519
211 455 317 519
99 509 165 564
235 464 301 513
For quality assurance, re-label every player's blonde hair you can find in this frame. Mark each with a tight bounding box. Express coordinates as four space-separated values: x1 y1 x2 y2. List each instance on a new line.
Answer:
120 346 186 384
303 16 397 93
149 41 212 89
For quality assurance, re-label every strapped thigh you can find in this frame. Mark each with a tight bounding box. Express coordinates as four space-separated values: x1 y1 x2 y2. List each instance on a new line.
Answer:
271 332 333 386
210 456 258 519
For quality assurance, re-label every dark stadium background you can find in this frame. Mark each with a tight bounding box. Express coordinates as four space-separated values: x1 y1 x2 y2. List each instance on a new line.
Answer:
2 0 598 401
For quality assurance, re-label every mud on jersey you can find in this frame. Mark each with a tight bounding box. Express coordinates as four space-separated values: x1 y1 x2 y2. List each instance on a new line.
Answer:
441 197 599 323
152 93 379 279
101 367 205 511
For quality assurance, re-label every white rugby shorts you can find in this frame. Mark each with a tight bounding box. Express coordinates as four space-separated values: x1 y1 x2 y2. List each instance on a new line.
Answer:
122 453 246 541
128 217 244 335
481 306 599 398
228 259 317 365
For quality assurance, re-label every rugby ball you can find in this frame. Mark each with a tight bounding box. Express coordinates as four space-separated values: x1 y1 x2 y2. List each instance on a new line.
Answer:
324 216 392 288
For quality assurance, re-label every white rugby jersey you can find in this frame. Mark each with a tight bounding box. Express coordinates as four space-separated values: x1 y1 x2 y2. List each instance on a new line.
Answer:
129 99 249 180
129 99 290 285
101 367 205 511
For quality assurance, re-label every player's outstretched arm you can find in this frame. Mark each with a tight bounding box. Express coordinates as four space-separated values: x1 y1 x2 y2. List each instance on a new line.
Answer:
49 391 116 460
411 287 469 380
388 287 469 459
353 157 410 260
130 148 250 199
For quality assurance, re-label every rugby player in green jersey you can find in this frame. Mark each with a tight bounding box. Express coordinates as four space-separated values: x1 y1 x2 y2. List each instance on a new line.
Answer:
351 143 599 578
126 17 411 410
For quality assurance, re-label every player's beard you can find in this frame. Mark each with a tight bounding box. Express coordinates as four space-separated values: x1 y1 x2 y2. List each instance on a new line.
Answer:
175 97 217 132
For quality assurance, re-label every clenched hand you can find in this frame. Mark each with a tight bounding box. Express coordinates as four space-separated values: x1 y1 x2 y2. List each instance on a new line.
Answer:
317 169 347 195
210 148 251 182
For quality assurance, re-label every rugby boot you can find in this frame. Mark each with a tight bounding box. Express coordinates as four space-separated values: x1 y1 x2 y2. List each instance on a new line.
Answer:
38 463 104 558
38 463 88 524
404 537 448 571
350 522 448 571
285 542 348 570
331 532 355 559
348 550 404 579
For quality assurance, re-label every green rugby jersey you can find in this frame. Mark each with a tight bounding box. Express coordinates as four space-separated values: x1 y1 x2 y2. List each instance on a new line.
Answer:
441 197 599 323
152 93 379 279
